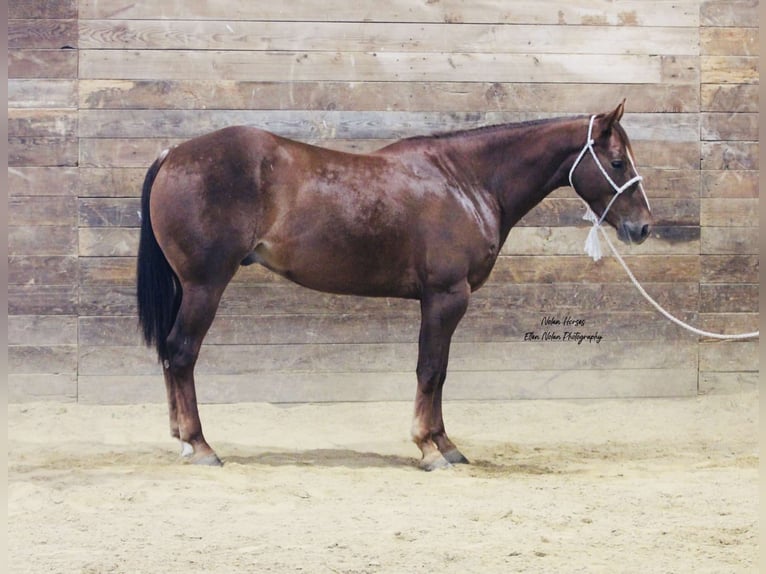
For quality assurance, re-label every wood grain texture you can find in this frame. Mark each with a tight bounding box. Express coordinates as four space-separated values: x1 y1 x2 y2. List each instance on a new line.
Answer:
79 80 699 112
77 20 700 55
9 0 77 19
9 49 78 79
78 0 701 26
8 18 78 49
79 50 698 84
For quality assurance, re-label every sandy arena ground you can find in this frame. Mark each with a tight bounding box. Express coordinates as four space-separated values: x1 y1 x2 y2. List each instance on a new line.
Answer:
8 388 758 573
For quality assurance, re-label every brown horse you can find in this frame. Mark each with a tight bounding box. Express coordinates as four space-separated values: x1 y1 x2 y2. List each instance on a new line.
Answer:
137 101 652 470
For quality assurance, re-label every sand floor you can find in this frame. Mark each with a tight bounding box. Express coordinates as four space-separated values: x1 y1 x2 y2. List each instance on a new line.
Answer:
8 388 758 573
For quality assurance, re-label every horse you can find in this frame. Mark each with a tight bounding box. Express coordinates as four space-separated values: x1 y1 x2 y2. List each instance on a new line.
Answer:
136 100 652 471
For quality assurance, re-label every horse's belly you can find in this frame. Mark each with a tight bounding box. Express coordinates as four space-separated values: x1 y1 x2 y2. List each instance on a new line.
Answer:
250 239 419 298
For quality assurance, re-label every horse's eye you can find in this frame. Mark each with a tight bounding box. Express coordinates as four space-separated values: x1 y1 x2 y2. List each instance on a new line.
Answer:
611 160 625 169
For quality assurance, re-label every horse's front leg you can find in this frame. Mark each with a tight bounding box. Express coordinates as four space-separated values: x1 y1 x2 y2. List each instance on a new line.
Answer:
411 282 470 471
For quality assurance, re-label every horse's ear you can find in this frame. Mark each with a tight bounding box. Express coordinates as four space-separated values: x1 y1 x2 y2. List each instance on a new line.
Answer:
599 99 626 135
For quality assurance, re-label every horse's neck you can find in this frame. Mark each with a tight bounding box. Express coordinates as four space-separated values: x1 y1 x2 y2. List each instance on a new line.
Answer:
445 117 587 234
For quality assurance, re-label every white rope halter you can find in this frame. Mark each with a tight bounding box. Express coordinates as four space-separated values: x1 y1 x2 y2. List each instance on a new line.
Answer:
569 115 651 261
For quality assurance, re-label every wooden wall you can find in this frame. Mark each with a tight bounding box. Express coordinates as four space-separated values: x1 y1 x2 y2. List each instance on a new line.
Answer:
8 1 759 404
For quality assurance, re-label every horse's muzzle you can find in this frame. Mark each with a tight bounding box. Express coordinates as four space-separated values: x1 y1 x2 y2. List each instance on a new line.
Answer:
618 220 652 245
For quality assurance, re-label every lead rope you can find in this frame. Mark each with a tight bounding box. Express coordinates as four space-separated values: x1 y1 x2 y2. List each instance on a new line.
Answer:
571 116 759 341
599 228 758 340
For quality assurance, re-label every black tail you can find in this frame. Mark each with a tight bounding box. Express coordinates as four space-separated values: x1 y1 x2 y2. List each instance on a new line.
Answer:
136 150 180 363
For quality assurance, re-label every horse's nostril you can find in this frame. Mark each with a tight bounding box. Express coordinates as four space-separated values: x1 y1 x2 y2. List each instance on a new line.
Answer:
641 224 650 239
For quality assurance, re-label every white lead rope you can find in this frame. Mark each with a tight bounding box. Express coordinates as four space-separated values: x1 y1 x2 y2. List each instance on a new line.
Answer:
571 115 758 341
599 227 759 340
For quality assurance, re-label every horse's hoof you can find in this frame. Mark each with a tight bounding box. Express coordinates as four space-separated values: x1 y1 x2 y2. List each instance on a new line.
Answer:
419 453 452 472
190 453 223 467
443 449 470 465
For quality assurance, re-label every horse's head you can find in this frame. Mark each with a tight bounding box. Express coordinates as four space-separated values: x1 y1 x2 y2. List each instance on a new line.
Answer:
569 101 653 245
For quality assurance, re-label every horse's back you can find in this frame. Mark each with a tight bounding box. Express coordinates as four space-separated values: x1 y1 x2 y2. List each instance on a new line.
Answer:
148 125 500 298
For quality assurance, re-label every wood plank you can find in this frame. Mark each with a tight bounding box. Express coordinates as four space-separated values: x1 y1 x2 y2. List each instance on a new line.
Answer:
8 315 78 346
78 20 700 55
701 84 759 112
701 56 759 84
78 198 141 227
699 341 758 372
700 226 759 255
700 27 759 56
700 255 759 283
9 226 77 256
8 108 78 137
487 255 701 285
78 0 701 27
9 18 78 49
700 284 758 313
8 285 79 315
79 258 137 285
8 196 77 226
79 228 138 257
79 138 178 168
701 1 759 27
8 166 79 197
79 307 699 348
637 169 700 199
661 55 700 84
79 168 146 198
9 0 78 19
8 79 78 108
77 367 698 404
9 345 78 374
9 49 78 78
631 141 701 170
701 142 759 170
79 80 700 113
701 198 759 227
79 50 695 84
79 340 698 377
698 313 759 335
701 112 758 141
8 137 79 167
8 255 78 285
701 170 759 198
699 371 757 395
8 375 77 402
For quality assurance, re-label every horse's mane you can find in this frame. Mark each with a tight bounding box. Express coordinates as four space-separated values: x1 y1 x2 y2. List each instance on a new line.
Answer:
402 115 588 143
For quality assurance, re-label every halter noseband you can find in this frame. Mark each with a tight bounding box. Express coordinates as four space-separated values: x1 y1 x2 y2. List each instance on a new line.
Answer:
569 115 651 261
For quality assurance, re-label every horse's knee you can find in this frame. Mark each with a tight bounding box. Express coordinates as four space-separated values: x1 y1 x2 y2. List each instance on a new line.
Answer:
416 364 446 395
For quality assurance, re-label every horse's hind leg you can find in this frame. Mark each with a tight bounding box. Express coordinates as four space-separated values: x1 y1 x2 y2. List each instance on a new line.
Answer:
164 283 227 466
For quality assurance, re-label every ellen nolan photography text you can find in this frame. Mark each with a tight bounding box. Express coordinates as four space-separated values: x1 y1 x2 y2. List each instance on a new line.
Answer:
523 315 603 345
